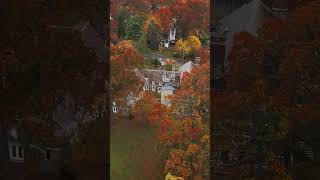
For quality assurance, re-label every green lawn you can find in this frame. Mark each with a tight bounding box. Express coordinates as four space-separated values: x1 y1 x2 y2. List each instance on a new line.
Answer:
110 120 162 180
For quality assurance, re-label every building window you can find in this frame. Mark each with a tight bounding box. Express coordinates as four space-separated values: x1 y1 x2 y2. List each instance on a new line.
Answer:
45 150 51 160
9 143 24 161
12 145 16 157
18 146 23 158
112 107 118 113
146 85 150 90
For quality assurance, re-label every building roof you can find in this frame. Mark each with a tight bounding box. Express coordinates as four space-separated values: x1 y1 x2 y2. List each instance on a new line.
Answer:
141 69 180 86
272 0 289 10
218 0 272 59
261 0 289 10
214 0 252 18
161 85 175 91
178 61 193 73
73 21 107 61
49 20 107 62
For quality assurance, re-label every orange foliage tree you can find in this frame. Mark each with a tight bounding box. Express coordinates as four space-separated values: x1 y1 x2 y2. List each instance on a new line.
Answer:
110 40 144 108
157 56 210 178
213 1 320 179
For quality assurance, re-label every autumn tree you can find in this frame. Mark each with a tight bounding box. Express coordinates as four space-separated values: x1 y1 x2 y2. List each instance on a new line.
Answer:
132 91 158 124
1 1 107 179
176 35 201 58
148 102 167 126
154 7 174 34
110 40 144 110
157 56 210 178
171 0 210 36
213 1 320 179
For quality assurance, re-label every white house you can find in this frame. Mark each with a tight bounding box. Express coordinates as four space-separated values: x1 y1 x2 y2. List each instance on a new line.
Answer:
160 85 175 107
168 18 178 44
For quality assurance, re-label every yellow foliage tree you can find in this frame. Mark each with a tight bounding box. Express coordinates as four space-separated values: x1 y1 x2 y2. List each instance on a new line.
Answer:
165 173 184 180
176 35 201 58
144 15 162 33
187 35 201 51
176 39 191 58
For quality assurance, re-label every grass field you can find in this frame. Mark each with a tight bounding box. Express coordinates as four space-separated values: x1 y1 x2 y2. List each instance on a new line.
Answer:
110 120 163 180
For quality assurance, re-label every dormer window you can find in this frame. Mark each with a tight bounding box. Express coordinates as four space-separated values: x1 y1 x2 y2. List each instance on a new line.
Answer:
9 142 24 162
112 106 118 113
112 102 118 113
45 149 51 160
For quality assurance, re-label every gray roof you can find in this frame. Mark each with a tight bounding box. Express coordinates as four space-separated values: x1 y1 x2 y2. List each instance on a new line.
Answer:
161 86 175 91
215 0 252 18
73 21 107 61
141 69 180 86
178 61 194 73
218 0 272 60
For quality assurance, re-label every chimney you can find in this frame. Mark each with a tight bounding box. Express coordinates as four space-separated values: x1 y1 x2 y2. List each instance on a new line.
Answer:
211 31 226 91
195 57 201 67
172 60 176 71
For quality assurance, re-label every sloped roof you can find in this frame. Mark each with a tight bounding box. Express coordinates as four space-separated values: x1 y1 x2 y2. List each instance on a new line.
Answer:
218 0 272 59
73 21 107 61
161 85 175 91
272 0 289 10
141 70 163 83
178 61 193 73
141 69 180 87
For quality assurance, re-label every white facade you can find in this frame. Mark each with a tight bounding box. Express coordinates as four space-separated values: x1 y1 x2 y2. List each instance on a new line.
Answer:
160 86 175 107
112 102 118 113
169 28 177 42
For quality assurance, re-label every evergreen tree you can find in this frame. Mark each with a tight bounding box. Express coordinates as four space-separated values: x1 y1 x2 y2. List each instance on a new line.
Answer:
117 8 130 38
146 20 161 50
125 15 145 41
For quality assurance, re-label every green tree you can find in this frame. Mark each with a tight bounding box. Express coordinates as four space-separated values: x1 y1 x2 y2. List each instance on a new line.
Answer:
117 8 130 38
146 20 162 50
125 15 145 41
135 34 150 54
151 58 161 68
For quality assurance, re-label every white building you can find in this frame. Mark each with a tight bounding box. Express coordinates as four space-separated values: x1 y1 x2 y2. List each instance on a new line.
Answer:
160 85 175 107
168 18 178 44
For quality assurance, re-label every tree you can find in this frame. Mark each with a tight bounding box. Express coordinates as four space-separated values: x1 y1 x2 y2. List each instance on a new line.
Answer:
157 58 210 178
176 39 190 58
171 0 209 35
144 15 162 33
148 102 167 126
1 2 107 179
132 91 157 124
165 136 210 178
155 7 174 34
176 35 201 58
125 15 145 41
214 1 320 178
110 40 144 109
146 20 162 50
117 8 131 38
